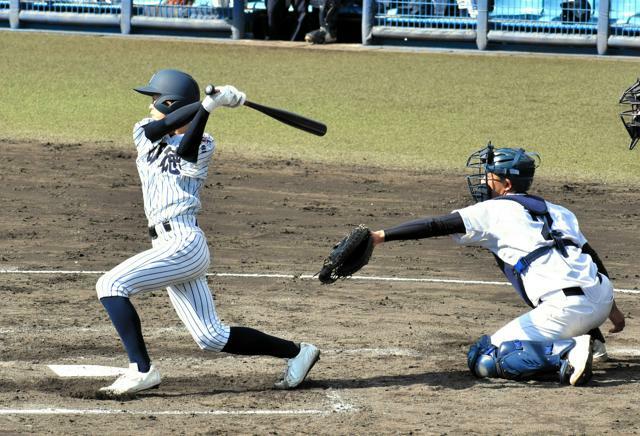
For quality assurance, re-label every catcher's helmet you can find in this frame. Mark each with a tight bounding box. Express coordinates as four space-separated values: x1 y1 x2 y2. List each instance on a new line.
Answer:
619 78 640 150
134 69 200 115
466 142 540 203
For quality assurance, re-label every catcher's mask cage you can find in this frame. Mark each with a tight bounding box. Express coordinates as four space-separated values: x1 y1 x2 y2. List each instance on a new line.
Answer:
134 69 200 115
466 142 540 203
619 78 640 150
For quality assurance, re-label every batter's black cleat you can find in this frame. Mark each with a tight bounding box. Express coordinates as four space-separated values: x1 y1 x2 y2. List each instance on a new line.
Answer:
274 342 320 389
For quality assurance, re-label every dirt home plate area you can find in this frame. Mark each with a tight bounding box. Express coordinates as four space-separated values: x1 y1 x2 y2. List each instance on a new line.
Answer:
1 141 639 434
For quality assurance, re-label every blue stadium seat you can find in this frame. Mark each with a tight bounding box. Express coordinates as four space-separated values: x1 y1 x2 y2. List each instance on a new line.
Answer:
491 0 543 18
609 0 639 23
591 0 598 18
539 0 563 21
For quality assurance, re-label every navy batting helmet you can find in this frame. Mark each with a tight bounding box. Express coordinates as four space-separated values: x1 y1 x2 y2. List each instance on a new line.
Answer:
134 69 200 115
466 142 540 203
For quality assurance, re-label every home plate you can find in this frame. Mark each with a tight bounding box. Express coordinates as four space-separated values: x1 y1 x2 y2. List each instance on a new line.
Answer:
48 365 127 378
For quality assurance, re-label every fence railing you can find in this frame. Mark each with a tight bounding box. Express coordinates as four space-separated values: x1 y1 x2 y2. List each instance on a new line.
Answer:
2 0 640 53
5 0 244 37
363 0 640 52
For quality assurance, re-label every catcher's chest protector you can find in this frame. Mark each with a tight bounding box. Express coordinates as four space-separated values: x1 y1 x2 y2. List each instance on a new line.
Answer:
492 195 580 308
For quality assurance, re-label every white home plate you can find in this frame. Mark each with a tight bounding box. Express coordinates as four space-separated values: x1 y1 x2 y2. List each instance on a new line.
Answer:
48 365 127 378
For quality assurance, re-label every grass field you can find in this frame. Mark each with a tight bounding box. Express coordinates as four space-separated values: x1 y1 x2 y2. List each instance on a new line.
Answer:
2 31 640 182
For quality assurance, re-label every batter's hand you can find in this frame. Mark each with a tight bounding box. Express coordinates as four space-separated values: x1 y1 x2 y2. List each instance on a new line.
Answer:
608 300 625 333
202 85 246 112
371 230 385 247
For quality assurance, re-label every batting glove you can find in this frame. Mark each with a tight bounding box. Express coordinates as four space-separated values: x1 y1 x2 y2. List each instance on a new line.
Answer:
202 85 246 112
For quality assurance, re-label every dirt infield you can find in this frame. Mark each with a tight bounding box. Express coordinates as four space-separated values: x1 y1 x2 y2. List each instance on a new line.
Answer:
1 140 639 434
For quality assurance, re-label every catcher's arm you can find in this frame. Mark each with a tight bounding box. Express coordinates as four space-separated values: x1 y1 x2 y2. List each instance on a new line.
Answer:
608 300 625 333
372 212 466 245
580 243 624 333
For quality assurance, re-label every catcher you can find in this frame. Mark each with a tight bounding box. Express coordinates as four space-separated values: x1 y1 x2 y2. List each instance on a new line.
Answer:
319 143 625 386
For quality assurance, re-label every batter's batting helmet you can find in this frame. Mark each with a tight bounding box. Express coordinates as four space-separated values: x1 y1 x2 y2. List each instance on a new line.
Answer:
466 142 540 203
134 69 200 115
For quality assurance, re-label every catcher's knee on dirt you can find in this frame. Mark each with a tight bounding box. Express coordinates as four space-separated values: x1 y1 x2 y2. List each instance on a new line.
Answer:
468 335 576 381
96 272 133 299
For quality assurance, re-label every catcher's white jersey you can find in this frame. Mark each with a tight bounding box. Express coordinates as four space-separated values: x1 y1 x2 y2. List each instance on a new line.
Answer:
133 118 215 227
452 195 604 306
452 194 613 345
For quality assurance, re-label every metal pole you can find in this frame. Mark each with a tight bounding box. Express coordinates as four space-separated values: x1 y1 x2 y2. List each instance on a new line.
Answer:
361 0 374 45
596 0 610 55
120 0 132 34
476 0 488 50
231 0 245 39
9 0 19 29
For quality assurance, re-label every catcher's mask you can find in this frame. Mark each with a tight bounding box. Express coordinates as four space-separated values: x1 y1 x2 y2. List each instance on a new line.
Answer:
466 142 540 203
134 69 200 115
619 78 640 150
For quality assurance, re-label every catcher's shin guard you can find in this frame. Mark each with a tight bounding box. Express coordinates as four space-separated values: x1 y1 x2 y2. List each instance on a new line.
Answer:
468 335 576 381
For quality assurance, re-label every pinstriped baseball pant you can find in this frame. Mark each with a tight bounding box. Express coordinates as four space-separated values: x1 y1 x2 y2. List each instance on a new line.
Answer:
96 221 230 351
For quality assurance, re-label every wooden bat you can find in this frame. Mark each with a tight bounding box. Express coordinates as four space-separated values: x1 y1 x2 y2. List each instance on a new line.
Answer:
205 85 327 137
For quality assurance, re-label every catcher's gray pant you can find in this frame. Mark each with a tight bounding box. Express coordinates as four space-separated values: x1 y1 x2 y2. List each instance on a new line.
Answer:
96 218 230 351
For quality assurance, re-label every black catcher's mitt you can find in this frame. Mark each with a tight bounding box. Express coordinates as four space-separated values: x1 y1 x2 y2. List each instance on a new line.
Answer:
318 225 374 284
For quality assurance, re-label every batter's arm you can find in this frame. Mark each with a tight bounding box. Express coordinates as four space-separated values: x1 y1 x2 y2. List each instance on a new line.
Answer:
371 212 466 246
143 102 202 142
176 104 210 163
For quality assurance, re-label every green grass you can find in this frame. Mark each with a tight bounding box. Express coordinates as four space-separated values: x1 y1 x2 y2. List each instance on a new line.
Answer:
2 31 640 182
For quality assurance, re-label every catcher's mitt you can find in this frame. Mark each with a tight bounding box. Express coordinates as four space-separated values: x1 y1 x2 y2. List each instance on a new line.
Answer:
318 224 374 284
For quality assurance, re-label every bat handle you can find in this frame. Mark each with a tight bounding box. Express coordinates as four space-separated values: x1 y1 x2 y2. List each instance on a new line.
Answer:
204 84 217 96
205 83 248 107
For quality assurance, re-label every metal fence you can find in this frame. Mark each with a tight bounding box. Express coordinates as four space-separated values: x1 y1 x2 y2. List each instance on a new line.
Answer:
489 0 598 35
133 1 233 20
372 0 476 40
5 0 243 36
610 0 640 37
3 0 640 52
364 0 640 52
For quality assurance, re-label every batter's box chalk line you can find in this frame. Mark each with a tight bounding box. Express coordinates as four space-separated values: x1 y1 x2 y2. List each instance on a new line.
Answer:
326 389 358 413
0 389 356 417
1 268 638 294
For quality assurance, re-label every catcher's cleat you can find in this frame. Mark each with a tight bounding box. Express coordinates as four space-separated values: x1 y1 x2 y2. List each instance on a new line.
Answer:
566 335 593 386
592 338 609 362
275 343 320 389
98 363 161 396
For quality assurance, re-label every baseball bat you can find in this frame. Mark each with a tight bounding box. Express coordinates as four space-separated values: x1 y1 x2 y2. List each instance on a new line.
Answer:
205 85 327 137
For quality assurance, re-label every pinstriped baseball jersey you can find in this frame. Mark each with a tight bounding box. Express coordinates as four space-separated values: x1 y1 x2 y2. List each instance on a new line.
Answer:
133 118 215 227
96 118 231 351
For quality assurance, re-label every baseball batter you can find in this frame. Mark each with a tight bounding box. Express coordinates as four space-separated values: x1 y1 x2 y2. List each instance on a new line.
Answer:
368 144 625 385
96 69 319 396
